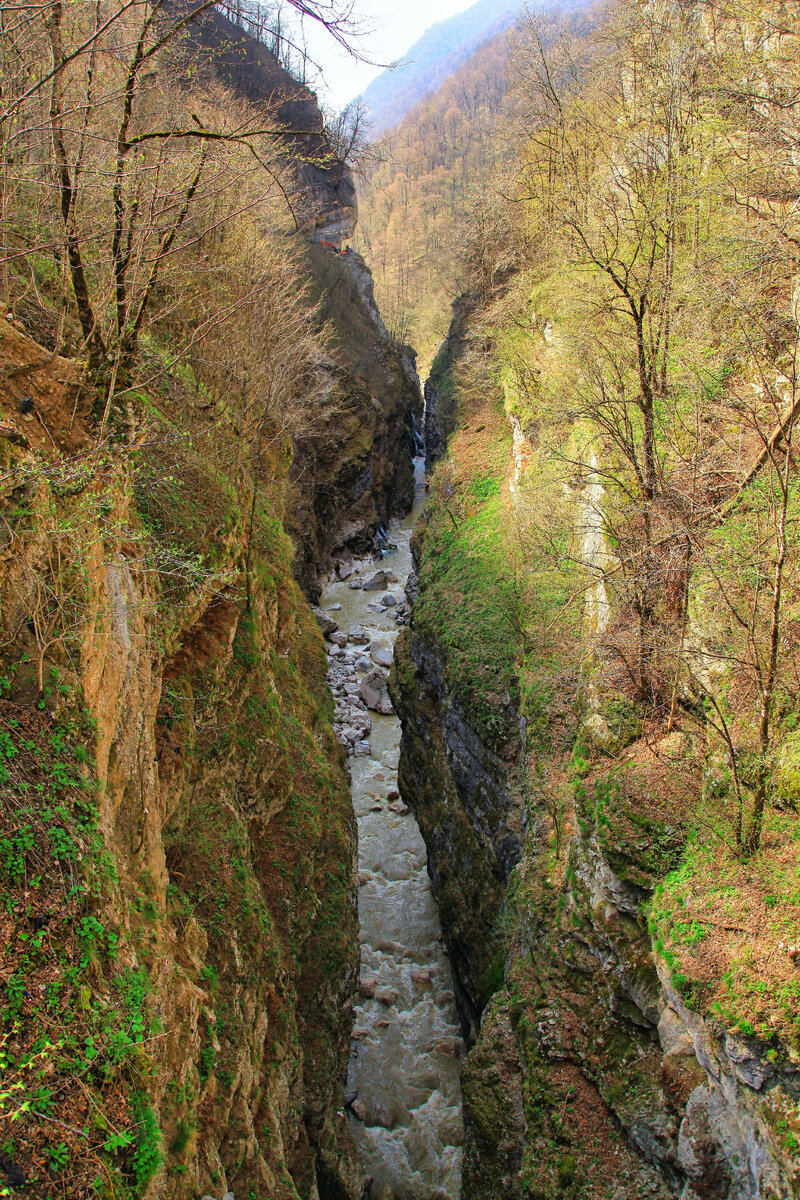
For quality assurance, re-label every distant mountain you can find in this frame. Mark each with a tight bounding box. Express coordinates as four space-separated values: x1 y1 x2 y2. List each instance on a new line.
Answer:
358 0 522 136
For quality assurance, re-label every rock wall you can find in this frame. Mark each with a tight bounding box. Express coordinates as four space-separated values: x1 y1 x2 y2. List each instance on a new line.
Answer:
0 295 361 1200
188 5 423 602
288 245 423 601
391 627 523 1039
391 304 800 1200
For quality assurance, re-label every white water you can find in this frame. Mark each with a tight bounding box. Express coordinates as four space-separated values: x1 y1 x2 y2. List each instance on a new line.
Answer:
319 461 464 1200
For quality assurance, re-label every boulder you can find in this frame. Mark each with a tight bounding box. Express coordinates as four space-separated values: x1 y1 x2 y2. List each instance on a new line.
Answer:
312 607 338 637
378 593 397 608
348 624 370 644
370 641 394 668
360 669 393 715
354 740 371 756
328 631 348 647
363 570 390 591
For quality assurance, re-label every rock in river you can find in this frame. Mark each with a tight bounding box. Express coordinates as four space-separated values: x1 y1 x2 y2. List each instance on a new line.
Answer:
312 607 338 637
360 668 394 715
370 641 394 668
363 569 391 592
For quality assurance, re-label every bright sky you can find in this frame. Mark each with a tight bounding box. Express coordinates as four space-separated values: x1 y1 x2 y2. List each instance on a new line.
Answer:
298 0 479 113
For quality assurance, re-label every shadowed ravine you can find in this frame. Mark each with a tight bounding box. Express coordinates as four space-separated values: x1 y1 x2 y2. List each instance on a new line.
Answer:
320 461 465 1200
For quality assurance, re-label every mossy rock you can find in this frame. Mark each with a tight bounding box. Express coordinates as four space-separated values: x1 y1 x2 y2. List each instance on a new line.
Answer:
587 769 688 891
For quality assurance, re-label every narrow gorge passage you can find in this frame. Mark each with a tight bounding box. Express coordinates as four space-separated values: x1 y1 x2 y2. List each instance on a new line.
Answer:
320 460 465 1200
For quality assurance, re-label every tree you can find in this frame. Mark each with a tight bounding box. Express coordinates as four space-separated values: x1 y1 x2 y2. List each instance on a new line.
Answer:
0 0 365 404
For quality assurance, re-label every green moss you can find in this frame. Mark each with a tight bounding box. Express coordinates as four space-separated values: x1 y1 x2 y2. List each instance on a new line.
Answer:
415 489 519 750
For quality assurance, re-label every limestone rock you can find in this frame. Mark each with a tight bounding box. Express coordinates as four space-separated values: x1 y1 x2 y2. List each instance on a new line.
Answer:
363 570 390 592
312 607 338 637
359 668 393 715
370 641 394 668
582 711 614 750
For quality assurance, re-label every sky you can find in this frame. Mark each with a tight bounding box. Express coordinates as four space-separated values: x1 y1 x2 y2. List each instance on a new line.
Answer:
298 0 479 113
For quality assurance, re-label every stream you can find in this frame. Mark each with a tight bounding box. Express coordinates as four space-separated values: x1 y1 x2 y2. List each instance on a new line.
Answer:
319 458 464 1200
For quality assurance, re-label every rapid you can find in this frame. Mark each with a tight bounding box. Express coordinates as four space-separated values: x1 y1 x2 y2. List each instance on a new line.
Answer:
319 458 465 1200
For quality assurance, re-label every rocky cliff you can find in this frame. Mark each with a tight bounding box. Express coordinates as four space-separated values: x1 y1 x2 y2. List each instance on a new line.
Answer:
0 15 419 1197
392 302 800 1200
0 313 364 1199
288 244 423 601
188 5 424 601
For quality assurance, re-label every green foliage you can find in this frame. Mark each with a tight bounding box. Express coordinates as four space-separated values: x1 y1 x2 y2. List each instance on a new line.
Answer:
416 486 519 749
130 1092 162 1189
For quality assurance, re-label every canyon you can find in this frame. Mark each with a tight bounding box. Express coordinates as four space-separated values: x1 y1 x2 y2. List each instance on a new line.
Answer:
2 2 800 1199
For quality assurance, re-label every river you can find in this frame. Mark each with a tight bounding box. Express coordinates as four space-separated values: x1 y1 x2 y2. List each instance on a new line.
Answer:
319 459 464 1200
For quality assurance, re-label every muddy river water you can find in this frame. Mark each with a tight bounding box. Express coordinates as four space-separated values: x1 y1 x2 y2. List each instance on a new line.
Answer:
319 461 464 1200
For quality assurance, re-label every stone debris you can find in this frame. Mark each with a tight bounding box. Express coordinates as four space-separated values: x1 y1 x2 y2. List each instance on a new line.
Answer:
348 624 370 644
389 799 409 814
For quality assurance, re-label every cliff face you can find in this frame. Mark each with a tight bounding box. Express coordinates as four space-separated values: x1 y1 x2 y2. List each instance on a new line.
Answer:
188 6 423 602
392 302 800 1200
0 318 362 1199
391 588 523 1040
288 245 423 601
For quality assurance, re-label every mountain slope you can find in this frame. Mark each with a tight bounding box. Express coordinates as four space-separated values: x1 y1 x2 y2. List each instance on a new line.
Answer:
358 0 521 135
355 29 512 364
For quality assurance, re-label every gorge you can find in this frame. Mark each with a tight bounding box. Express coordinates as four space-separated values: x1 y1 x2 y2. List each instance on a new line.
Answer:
2 1 800 1199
